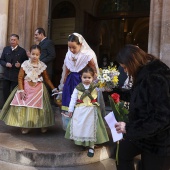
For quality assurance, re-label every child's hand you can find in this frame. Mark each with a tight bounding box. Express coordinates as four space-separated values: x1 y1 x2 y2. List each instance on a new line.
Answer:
20 91 26 100
68 112 73 118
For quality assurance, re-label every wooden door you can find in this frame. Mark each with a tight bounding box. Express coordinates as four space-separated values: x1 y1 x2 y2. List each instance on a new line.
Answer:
52 45 68 87
84 12 101 58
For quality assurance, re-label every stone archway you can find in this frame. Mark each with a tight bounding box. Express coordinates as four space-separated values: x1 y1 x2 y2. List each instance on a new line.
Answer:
91 0 150 61
132 18 149 51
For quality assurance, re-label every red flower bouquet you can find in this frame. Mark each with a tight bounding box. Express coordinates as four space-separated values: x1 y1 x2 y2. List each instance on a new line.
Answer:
109 93 129 122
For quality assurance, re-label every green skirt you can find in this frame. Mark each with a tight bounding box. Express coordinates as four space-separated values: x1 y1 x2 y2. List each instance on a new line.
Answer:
65 107 109 147
0 84 55 128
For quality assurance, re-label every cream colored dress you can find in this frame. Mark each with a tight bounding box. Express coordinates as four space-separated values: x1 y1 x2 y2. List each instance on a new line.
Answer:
65 83 109 147
0 60 55 128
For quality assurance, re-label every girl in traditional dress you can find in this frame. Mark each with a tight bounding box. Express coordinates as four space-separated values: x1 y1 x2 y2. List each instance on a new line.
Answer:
59 33 105 130
65 66 109 157
0 45 57 134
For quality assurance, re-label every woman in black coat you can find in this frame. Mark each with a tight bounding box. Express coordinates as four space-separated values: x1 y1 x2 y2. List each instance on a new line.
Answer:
115 44 170 170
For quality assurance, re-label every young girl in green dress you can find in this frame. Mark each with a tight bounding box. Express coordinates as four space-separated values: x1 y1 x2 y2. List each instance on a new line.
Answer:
0 45 57 134
65 66 109 157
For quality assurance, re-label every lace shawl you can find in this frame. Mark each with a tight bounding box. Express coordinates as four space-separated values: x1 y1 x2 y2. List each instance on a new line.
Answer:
21 60 47 83
58 33 99 90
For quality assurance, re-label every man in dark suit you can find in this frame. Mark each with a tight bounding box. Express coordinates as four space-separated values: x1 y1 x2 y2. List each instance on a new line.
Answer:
0 34 28 102
34 27 56 79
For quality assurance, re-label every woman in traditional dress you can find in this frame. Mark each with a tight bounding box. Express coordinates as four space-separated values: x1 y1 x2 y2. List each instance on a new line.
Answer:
0 45 57 134
59 33 105 130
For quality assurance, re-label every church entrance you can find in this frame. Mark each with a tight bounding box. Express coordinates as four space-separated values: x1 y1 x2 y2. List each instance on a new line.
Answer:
49 0 150 88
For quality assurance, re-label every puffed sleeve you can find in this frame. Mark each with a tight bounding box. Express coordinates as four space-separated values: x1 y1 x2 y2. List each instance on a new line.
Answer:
18 67 25 90
125 73 170 139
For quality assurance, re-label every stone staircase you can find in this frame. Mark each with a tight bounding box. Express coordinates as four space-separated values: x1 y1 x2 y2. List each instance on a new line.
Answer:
0 107 117 169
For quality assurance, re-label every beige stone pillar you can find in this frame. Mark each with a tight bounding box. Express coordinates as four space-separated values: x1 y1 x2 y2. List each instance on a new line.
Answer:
8 0 49 50
148 0 170 66
0 0 9 76
159 0 170 66
148 0 162 57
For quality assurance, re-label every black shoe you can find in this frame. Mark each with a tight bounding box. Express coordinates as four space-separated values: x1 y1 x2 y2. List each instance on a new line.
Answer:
87 148 94 157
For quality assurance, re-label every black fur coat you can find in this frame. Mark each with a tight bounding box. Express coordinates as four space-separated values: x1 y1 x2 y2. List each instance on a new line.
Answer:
125 59 170 156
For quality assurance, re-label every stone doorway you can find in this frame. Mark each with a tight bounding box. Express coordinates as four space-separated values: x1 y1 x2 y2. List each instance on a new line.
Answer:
49 0 150 88
50 1 76 87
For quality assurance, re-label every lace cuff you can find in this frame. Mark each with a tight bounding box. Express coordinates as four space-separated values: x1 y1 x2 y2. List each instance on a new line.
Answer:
52 88 58 93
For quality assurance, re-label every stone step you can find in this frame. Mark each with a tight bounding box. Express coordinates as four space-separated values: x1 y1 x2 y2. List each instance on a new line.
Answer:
0 158 116 170
0 107 115 168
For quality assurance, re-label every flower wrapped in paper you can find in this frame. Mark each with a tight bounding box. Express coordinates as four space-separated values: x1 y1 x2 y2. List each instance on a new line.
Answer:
108 93 129 122
95 66 120 91
108 92 129 165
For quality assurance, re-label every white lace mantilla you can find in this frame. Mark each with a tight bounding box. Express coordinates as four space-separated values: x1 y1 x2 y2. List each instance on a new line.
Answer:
58 33 99 90
21 60 47 83
65 51 93 72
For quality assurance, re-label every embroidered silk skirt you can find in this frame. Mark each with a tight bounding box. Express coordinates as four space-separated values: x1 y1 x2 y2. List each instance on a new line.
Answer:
61 72 81 112
61 72 81 130
0 83 55 128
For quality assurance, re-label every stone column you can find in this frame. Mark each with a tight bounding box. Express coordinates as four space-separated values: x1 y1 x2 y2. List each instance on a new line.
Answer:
148 0 162 57
148 0 170 66
8 0 50 50
0 0 9 77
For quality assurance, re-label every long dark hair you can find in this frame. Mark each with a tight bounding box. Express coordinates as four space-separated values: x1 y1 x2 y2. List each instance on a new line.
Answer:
30 44 41 53
116 44 157 82
80 66 95 77
68 34 81 45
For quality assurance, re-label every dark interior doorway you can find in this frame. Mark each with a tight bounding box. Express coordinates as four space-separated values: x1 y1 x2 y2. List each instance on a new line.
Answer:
50 1 76 87
49 0 150 87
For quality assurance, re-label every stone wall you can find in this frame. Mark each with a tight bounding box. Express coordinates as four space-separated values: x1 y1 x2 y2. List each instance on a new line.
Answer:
8 0 50 50
148 0 170 67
